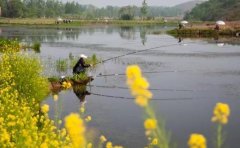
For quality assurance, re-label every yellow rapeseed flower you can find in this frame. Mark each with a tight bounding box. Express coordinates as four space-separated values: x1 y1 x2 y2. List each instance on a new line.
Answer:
211 102 230 124
40 143 48 148
80 107 85 113
100 135 107 143
62 81 72 89
85 116 92 122
65 113 86 148
135 96 148 107
53 94 58 101
41 104 49 113
188 133 207 148
87 143 93 148
126 65 152 107
106 142 113 148
126 65 142 84
144 119 157 130
151 138 158 145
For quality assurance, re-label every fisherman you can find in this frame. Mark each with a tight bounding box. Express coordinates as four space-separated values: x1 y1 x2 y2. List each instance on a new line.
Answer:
73 54 91 74
178 23 183 29
214 24 220 31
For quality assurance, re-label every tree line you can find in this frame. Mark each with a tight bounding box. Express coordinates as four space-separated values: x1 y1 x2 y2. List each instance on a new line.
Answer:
0 0 183 19
184 0 240 21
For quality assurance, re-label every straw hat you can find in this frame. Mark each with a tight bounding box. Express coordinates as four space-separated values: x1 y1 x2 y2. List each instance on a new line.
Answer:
80 54 88 59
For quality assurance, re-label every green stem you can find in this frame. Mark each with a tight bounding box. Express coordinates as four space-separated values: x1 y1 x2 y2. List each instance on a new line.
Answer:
145 106 169 148
217 124 222 148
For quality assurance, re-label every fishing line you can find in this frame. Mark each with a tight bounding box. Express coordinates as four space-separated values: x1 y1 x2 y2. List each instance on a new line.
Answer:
94 70 192 78
90 92 232 102
90 92 193 101
87 84 193 92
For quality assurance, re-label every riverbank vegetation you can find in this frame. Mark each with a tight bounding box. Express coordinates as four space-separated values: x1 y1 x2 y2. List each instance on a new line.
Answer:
0 0 184 19
167 22 240 37
184 0 240 21
0 18 174 26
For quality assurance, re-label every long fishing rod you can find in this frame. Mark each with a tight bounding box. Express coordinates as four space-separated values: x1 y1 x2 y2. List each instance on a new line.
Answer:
88 84 193 92
94 41 196 65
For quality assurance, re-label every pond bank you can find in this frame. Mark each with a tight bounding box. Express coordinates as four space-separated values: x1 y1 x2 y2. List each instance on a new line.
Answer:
167 22 240 37
167 28 240 37
0 18 176 27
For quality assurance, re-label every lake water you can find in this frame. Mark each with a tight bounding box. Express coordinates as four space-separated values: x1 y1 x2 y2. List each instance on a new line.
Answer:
1 25 240 147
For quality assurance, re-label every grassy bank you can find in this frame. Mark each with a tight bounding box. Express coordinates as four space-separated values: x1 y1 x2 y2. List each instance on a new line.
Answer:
0 18 177 27
167 21 240 37
167 28 240 37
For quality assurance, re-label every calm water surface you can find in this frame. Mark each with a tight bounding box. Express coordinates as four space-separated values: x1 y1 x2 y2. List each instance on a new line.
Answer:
1 25 240 147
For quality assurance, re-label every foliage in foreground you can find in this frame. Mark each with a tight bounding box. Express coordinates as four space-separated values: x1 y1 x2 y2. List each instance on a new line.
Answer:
0 51 70 147
126 65 231 148
0 44 121 147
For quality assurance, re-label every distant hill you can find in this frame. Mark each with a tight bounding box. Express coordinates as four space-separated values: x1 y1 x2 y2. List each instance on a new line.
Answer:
184 0 240 21
173 0 207 13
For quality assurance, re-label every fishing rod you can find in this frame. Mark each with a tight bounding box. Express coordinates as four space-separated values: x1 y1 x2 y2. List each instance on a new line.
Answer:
94 41 197 65
87 84 193 92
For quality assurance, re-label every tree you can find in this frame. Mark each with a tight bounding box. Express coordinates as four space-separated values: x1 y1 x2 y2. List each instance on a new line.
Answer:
141 0 148 20
119 6 135 20
8 0 24 17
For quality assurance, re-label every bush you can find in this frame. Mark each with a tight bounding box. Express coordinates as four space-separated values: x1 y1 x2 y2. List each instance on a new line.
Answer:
0 52 49 102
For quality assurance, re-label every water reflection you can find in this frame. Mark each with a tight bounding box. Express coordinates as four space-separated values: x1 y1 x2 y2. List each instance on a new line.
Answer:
119 26 136 40
73 84 91 103
0 25 168 44
140 26 147 45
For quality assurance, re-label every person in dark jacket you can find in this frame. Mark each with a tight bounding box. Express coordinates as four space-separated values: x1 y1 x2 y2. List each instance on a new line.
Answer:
73 54 90 74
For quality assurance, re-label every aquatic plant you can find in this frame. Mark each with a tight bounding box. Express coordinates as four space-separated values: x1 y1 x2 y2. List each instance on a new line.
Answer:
32 42 41 53
56 58 68 73
72 73 89 82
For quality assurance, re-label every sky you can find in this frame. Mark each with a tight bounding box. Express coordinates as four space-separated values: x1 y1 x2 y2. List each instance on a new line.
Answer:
61 0 193 7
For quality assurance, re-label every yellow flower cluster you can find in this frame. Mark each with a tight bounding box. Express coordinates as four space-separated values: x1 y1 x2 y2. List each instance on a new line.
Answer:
126 65 152 107
105 142 123 148
0 51 71 147
41 104 50 113
100 135 107 143
65 113 86 148
62 81 72 89
188 134 207 148
53 94 59 101
144 118 157 130
211 102 230 124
